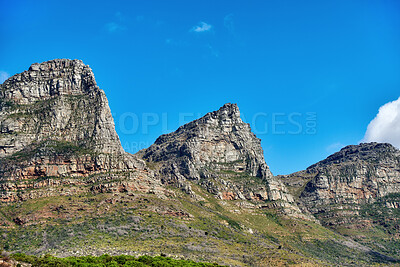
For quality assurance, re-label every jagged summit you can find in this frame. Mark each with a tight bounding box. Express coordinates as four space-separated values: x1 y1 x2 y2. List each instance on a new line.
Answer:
279 141 400 261
0 59 161 202
280 141 400 225
143 102 271 180
156 103 242 144
200 102 241 122
0 59 303 216
141 103 299 207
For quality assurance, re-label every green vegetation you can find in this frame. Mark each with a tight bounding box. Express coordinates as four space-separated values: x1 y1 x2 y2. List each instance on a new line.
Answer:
11 253 222 267
2 140 94 162
45 140 93 155
0 98 16 109
1 183 399 265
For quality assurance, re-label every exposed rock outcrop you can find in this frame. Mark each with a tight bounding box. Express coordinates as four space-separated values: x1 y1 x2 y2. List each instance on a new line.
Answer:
0 59 308 219
0 59 165 202
282 142 400 224
0 59 122 156
139 103 307 217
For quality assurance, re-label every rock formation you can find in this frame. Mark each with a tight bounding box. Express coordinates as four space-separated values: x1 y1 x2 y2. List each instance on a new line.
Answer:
139 103 307 217
2 59 400 264
0 59 122 155
282 142 400 224
0 59 164 202
0 59 308 218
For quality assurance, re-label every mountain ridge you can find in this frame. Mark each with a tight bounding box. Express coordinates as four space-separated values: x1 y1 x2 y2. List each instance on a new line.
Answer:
1 59 399 266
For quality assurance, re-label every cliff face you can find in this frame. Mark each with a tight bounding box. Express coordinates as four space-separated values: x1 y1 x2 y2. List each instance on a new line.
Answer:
139 103 305 216
0 59 122 156
279 142 400 258
0 59 300 216
299 143 400 215
281 142 400 227
0 59 305 218
0 59 163 202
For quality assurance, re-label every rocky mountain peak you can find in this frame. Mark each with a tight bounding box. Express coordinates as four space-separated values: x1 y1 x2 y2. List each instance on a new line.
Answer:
0 59 123 156
280 142 400 225
160 103 242 142
308 142 399 170
1 59 97 105
145 103 271 179
140 103 302 212
0 59 163 203
210 102 240 120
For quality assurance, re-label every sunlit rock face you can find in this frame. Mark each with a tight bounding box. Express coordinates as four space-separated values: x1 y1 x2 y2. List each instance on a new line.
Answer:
0 59 164 203
283 142 400 224
0 59 307 219
140 103 308 218
0 59 123 156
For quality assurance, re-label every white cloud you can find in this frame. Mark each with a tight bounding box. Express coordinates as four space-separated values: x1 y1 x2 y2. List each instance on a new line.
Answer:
191 22 212 33
0 71 9 84
363 97 400 148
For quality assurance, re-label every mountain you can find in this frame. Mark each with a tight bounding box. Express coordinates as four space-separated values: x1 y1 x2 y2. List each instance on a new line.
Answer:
1 59 399 266
0 59 164 203
138 103 307 218
0 59 122 155
280 142 400 260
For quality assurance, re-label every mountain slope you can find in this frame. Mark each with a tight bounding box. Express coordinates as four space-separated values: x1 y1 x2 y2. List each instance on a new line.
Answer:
281 142 400 260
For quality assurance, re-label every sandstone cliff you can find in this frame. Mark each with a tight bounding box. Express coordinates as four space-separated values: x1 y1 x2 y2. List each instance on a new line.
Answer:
0 59 123 155
0 59 164 202
280 142 400 258
6 60 397 219
281 142 400 226
0 59 300 217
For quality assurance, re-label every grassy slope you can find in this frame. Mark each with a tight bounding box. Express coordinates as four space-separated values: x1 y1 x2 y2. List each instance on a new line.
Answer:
2 179 400 266
324 193 400 259
282 172 400 264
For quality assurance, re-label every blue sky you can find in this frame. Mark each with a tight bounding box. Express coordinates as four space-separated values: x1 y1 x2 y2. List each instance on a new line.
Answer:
1 0 399 175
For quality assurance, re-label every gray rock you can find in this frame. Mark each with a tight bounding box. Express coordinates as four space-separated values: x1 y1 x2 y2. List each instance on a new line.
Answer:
0 59 165 202
282 142 400 223
139 103 307 217
0 59 122 155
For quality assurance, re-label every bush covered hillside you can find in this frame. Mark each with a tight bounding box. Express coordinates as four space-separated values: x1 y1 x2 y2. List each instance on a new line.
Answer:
2 253 222 267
